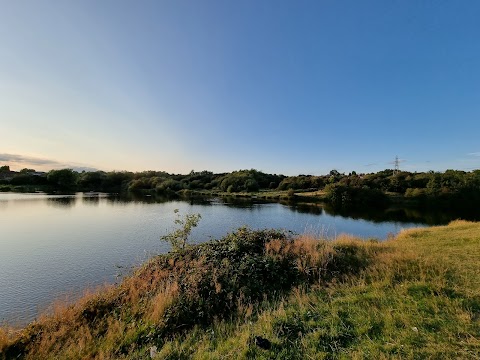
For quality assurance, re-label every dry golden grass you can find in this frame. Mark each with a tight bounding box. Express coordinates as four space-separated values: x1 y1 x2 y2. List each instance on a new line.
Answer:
1 221 479 359
268 234 338 284
295 190 326 198
0 329 10 352
149 280 179 323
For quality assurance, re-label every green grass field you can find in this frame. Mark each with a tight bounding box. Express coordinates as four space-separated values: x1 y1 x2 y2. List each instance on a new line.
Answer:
1 221 479 359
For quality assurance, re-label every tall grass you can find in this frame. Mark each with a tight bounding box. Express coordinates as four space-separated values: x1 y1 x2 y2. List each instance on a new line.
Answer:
1 221 479 359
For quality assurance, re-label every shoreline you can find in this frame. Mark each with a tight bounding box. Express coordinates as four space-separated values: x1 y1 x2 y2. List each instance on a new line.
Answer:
1 221 479 358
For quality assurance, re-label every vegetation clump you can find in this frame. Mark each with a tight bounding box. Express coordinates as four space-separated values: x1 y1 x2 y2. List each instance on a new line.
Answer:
1 222 480 359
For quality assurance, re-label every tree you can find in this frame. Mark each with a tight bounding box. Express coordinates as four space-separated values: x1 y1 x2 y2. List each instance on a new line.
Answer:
20 168 35 173
426 174 441 196
245 178 259 192
47 169 78 189
161 209 201 251
78 171 107 191
0 165 10 172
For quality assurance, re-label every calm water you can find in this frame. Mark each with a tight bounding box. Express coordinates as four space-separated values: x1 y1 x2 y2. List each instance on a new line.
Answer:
0 192 458 325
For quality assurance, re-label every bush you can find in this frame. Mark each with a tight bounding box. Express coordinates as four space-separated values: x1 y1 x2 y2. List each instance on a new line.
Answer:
161 210 201 251
324 184 388 209
405 188 427 198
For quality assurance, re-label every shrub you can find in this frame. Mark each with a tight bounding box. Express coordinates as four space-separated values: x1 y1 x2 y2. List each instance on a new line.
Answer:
161 210 201 251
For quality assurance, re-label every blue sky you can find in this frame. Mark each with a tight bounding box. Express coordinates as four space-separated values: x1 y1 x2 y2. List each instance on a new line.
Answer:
1 1 479 175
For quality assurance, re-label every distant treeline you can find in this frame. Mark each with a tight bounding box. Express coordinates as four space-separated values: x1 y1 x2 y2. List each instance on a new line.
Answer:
1 165 480 208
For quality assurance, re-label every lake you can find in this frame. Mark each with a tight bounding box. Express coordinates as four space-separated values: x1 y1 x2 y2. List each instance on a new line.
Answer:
0 192 471 325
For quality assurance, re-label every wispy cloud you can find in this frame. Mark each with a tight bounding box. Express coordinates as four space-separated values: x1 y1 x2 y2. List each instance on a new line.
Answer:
363 163 377 167
0 153 97 172
468 152 480 157
0 153 61 167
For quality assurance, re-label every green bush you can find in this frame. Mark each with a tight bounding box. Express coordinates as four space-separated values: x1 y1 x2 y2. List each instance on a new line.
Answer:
161 210 201 251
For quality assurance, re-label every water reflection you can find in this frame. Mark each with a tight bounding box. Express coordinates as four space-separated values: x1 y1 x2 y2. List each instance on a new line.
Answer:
321 203 480 225
285 203 324 216
105 193 174 205
47 197 77 208
100 193 480 226
82 196 101 206
4 191 476 326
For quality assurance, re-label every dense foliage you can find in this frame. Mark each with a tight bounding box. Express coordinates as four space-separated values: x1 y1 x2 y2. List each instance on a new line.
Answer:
1 165 480 208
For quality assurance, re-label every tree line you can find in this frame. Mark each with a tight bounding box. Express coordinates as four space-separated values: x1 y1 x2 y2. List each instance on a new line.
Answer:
1 165 479 208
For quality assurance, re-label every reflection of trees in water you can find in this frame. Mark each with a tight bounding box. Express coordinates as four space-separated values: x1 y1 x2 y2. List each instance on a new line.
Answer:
214 196 272 209
82 196 100 206
185 196 213 206
208 196 480 225
47 197 77 208
282 202 324 215
321 203 480 225
103 193 214 206
106 193 171 205
95 193 480 226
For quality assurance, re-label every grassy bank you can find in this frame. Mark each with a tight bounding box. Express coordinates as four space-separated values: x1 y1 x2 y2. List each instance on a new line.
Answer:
1 222 479 359
189 189 308 200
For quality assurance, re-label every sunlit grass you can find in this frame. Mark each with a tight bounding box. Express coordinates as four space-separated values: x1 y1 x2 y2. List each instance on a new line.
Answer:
154 221 480 359
1 222 479 359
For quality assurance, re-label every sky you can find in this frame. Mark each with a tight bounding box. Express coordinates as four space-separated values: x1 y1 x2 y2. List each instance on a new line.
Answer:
1 1 479 175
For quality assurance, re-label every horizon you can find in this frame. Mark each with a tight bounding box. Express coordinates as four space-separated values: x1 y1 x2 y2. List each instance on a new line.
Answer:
1 1 480 174
2 160 479 177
